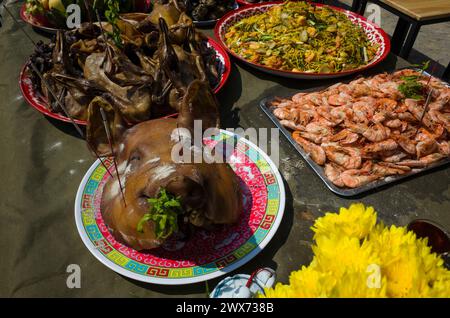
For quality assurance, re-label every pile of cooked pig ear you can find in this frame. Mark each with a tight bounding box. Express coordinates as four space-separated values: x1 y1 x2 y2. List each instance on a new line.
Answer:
85 17 219 155
158 17 210 111
86 96 127 157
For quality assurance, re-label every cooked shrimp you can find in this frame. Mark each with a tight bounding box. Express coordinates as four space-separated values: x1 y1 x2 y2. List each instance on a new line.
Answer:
352 101 373 123
304 93 323 106
347 122 390 142
397 112 417 122
372 162 410 176
398 153 445 167
377 98 398 111
382 151 408 163
404 98 422 118
392 134 417 155
372 111 388 124
305 122 333 136
351 83 371 97
292 92 307 103
271 99 295 108
322 144 362 169
384 119 407 131
438 141 450 156
429 110 450 129
280 120 304 131
329 129 359 145
273 108 292 120
363 139 397 153
298 131 325 144
364 124 391 142
340 169 379 188
292 132 326 165
324 163 345 187
416 139 438 158
328 92 352 106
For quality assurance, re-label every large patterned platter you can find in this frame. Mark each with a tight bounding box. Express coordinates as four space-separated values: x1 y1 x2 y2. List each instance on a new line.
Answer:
74 130 285 285
215 1 391 79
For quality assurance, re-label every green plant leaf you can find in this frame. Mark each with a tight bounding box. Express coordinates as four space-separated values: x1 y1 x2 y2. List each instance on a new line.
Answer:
136 188 183 239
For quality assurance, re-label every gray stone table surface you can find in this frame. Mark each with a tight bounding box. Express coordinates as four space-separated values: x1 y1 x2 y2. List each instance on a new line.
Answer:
0 0 449 297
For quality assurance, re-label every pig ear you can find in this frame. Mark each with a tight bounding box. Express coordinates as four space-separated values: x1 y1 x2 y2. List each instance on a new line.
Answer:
86 96 127 156
177 79 220 137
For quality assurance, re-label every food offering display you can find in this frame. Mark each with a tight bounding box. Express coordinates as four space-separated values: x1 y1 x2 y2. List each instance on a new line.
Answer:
20 1 230 125
5 0 450 298
262 68 450 194
215 1 390 79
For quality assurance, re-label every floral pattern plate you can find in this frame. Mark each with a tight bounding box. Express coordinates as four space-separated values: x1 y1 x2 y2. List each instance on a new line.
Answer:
19 38 231 125
74 130 285 285
215 1 391 79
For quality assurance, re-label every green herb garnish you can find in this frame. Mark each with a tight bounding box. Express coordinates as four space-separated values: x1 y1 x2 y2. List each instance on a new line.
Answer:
137 188 182 239
398 77 425 100
94 0 123 48
398 60 430 100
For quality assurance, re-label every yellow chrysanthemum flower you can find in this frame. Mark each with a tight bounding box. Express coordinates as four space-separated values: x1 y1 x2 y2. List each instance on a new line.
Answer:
312 203 377 240
367 225 450 297
312 234 379 278
261 203 450 298
329 270 387 298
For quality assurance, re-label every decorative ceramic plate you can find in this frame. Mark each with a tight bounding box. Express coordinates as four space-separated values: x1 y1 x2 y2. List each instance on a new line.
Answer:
19 38 231 125
75 130 285 285
215 1 391 79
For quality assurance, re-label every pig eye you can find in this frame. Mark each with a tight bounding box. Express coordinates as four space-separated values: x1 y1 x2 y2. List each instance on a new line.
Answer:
128 151 142 172
129 151 141 163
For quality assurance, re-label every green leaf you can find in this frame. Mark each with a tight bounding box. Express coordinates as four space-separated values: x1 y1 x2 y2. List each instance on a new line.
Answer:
136 188 183 239
137 214 152 233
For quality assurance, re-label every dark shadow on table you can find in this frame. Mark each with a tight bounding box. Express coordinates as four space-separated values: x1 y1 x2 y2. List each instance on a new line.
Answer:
231 53 401 94
45 115 86 140
31 26 56 38
217 63 243 129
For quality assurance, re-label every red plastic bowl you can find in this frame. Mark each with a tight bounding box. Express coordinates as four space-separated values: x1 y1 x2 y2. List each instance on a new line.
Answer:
215 1 391 79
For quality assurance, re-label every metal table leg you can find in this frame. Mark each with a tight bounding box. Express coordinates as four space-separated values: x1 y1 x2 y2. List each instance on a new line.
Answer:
357 0 368 15
399 22 421 59
443 62 450 81
351 0 362 12
391 18 410 55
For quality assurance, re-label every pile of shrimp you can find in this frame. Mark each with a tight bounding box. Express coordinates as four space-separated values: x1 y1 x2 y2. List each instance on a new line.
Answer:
272 69 450 188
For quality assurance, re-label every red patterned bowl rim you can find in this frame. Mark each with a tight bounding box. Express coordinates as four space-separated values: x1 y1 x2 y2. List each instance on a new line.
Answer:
19 63 88 125
215 1 391 78
19 37 230 125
